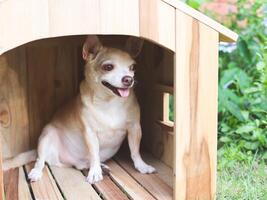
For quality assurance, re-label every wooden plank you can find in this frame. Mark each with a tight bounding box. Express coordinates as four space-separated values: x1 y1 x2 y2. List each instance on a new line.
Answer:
25 163 63 200
49 0 139 36
98 0 139 35
0 47 30 158
142 153 173 188
162 0 238 42
0 0 140 55
156 120 174 133
49 166 101 200
115 154 172 200
27 46 57 148
54 45 77 108
154 84 173 94
4 168 19 200
174 10 218 200
107 160 155 200
140 0 175 51
0 0 49 55
93 175 129 200
18 167 32 200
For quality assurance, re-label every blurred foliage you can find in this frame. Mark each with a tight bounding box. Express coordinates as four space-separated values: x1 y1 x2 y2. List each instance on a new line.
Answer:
169 95 174 122
184 0 267 163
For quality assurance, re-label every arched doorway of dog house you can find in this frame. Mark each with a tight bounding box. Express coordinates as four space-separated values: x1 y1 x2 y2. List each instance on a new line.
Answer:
0 35 174 200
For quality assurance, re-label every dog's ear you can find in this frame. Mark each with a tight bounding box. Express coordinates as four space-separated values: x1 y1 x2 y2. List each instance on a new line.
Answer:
125 37 144 58
82 35 102 60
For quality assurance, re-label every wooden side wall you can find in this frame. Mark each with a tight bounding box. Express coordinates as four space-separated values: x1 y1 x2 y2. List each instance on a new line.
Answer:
0 37 83 157
136 42 174 168
174 10 219 200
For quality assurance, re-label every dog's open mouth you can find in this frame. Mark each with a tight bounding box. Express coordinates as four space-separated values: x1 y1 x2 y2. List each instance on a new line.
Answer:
101 81 130 98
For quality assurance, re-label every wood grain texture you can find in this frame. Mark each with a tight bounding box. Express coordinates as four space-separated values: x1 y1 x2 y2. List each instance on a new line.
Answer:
27 46 57 148
142 153 173 188
4 168 19 200
25 163 63 200
0 48 30 158
140 0 175 51
50 166 100 200
136 41 174 167
162 0 238 42
54 45 78 108
115 154 172 200
49 0 139 36
18 167 32 200
0 0 140 55
174 10 218 200
27 42 80 149
107 160 155 200
0 0 236 56
94 175 129 200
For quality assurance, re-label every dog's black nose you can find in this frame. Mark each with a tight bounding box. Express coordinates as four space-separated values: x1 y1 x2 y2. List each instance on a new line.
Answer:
122 76 133 87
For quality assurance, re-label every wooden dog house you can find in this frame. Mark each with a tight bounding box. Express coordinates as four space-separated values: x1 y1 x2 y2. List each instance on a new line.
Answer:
0 0 237 199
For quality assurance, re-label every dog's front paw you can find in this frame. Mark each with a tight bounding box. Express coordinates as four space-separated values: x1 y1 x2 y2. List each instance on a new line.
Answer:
28 168 43 182
135 161 156 174
86 165 103 184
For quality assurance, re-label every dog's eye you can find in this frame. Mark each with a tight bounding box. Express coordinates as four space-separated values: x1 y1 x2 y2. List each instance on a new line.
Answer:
129 64 136 71
102 64 114 71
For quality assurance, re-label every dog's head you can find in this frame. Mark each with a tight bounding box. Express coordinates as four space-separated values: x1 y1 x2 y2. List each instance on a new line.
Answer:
82 35 143 98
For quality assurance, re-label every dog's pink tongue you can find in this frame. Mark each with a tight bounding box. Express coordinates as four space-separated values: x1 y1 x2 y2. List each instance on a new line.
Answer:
118 88 130 97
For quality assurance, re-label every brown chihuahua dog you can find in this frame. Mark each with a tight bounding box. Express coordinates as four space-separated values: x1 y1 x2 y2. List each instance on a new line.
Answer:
4 35 155 184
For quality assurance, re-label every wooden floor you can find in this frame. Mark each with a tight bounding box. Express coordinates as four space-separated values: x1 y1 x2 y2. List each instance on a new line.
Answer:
4 153 173 200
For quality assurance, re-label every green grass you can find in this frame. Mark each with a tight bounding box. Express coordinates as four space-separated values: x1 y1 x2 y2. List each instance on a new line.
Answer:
217 159 267 200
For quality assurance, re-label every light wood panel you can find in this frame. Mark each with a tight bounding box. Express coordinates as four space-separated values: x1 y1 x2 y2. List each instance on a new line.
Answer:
0 0 49 55
0 0 140 55
50 166 101 200
18 167 32 200
25 164 63 200
174 10 218 200
115 154 172 200
107 160 155 200
162 0 238 42
142 153 173 187
94 175 129 200
0 0 237 56
4 168 19 200
0 48 30 158
140 0 175 51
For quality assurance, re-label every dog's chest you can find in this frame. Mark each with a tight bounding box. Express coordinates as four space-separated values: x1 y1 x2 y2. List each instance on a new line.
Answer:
86 101 128 131
88 102 128 156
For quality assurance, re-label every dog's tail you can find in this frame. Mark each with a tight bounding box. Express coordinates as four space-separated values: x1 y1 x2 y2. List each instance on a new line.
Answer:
3 150 37 171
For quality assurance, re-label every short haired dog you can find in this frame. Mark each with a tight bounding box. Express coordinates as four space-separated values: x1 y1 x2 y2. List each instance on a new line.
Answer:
4 35 155 183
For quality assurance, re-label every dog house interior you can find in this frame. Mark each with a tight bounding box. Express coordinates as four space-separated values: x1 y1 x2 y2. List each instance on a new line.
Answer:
1 35 175 200
0 0 237 199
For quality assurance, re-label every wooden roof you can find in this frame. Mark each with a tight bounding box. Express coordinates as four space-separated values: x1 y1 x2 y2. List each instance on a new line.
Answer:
163 0 238 42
